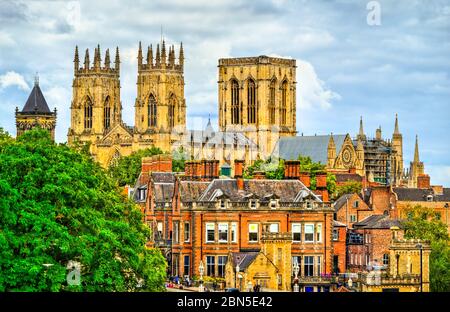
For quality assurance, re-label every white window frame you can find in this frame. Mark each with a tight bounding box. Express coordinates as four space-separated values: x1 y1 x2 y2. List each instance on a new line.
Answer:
184 221 190 243
249 223 259 243
292 223 301 242
231 222 237 243
206 223 215 243
218 223 228 243
270 200 277 210
316 223 322 243
304 223 315 243
333 228 339 241
249 200 257 209
350 215 357 223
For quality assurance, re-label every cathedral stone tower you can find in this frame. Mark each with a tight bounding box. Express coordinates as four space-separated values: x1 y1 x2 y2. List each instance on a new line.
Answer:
134 41 186 152
218 56 297 159
408 135 425 188
67 45 122 146
16 75 57 141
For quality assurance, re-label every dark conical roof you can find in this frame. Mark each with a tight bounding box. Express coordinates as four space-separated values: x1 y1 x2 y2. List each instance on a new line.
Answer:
21 80 51 113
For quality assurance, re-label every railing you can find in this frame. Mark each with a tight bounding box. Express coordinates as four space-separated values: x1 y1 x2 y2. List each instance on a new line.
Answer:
297 274 335 284
153 239 172 247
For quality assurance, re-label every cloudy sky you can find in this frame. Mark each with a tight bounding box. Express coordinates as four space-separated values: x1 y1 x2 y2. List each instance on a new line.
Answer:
0 0 449 185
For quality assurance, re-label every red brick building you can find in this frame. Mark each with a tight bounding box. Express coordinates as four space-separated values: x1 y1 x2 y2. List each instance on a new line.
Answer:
134 158 336 291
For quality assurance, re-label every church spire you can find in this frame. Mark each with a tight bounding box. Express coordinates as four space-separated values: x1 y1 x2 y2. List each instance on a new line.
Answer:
179 42 184 67
147 44 153 66
414 135 420 163
394 113 400 134
84 48 90 71
357 116 366 140
138 41 143 68
155 43 161 66
94 44 101 70
104 48 110 69
74 46 79 72
114 46 120 72
161 40 167 66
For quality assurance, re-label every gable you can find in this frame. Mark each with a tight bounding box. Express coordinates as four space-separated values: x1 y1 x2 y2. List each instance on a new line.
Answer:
99 123 133 145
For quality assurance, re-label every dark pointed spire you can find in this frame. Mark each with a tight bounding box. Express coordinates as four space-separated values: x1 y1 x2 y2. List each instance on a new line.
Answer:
74 46 79 72
147 44 153 66
138 41 143 67
155 43 161 66
357 116 366 140
114 46 120 71
104 48 110 69
414 135 420 163
161 40 166 65
179 42 184 67
84 48 90 70
94 44 101 70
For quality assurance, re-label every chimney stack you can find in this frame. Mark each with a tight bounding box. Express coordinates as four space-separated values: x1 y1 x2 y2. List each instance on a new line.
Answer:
417 174 430 189
284 160 300 179
253 171 266 180
299 171 311 188
234 160 244 190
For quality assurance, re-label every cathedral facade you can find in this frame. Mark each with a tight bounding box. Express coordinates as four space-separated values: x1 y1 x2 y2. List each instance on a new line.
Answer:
67 42 186 167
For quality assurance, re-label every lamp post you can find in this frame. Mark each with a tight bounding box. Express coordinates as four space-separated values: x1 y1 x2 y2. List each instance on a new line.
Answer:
416 243 423 292
293 260 300 292
235 264 240 291
199 260 204 292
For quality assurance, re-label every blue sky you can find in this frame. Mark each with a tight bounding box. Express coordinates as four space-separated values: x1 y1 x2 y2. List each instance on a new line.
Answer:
0 0 449 185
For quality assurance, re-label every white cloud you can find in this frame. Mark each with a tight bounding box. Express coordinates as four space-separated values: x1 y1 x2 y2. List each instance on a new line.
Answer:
297 59 341 110
0 71 30 91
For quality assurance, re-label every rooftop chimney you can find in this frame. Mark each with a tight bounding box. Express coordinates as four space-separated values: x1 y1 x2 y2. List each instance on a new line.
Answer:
284 160 300 179
299 171 311 188
417 174 431 189
234 159 244 190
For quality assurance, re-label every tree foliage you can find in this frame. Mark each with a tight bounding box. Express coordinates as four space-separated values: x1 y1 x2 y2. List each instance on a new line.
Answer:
172 146 187 173
108 147 164 186
334 181 363 200
403 205 450 292
297 155 336 195
0 129 167 291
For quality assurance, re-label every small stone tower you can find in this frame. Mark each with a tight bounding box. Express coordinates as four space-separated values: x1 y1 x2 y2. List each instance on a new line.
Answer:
408 135 425 188
260 232 292 291
15 75 57 140
391 114 404 185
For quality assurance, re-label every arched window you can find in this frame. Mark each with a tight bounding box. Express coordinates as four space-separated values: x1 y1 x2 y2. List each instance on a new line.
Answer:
148 94 157 127
247 79 256 124
84 98 93 130
103 97 111 130
231 80 240 124
269 79 276 124
280 81 288 125
168 94 176 128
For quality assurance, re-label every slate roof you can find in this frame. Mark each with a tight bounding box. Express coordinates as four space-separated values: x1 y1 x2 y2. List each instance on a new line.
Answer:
151 172 176 184
21 83 52 113
231 252 259 271
153 184 174 202
197 179 321 202
333 220 347 227
394 187 450 202
335 173 363 183
333 194 353 211
178 181 210 202
272 134 347 163
353 215 403 229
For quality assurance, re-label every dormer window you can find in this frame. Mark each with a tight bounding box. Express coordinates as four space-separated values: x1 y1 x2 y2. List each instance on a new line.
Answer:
270 200 277 209
138 188 147 201
250 200 257 209
219 199 226 209
306 201 312 209
427 195 433 202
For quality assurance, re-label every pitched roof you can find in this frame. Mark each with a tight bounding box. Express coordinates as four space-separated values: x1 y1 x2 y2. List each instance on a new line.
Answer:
151 172 176 184
394 187 450 202
353 215 403 229
272 134 347 163
178 180 210 202
231 252 259 271
21 83 52 113
333 194 353 211
153 183 174 202
335 173 363 183
198 179 321 202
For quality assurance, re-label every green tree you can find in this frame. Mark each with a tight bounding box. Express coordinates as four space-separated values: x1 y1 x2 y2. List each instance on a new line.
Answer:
108 147 164 186
0 129 167 291
334 181 362 200
297 155 336 195
172 146 187 173
243 158 284 180
403 205 450 292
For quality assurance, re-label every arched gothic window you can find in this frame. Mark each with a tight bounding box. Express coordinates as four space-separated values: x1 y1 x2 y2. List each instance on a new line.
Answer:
168 94 176 128
269 79 276 124
231 80 240 124
84 98 93 130
103 97 111 130
247 79 256 124
148 94 157 127
280 81 288 125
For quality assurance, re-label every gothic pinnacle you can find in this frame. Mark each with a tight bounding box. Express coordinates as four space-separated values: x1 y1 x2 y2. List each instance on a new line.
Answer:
414 135 420 163
84 48 90 70
156 43 161 66
74 46 79 72
114 46 120 71
147 44 153 66
138 41 143 66
394 113 400 134
105 48 110 69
